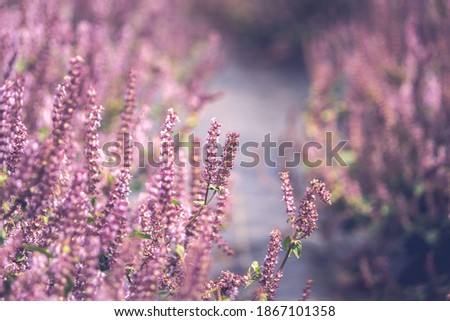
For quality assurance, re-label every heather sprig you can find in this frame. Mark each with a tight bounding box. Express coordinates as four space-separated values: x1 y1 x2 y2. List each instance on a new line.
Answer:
0 0 335 302
255 229 283 301
280 171 297 225
276 173 331 280
202 118 221 189
304 0 450 299
204 270 248 300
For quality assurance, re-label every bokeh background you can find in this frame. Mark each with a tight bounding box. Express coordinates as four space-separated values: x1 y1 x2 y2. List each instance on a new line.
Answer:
1 0 449 300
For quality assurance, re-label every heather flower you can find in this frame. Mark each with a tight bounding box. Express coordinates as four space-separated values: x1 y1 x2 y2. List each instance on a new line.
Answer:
97 238 139 301
256 229 283 301
0 77 27 176
280 172 297 225
189 135 205 214
84 86 104 196
296 179 331 239
70 236 102 301
7 118 27 175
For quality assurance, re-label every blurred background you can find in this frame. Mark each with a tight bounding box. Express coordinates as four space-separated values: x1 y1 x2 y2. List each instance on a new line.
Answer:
2 0 449 300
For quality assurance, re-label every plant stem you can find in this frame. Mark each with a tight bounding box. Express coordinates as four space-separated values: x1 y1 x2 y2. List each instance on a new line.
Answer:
185 189 217 229
277 231 300 274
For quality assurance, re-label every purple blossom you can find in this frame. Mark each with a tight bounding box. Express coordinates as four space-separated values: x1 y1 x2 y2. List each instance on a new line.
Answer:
217 132 239 190
84 86 104 196
118 70 137 169
176 239 211 300
280 172 297 225
296 179 331 239
256 229 283 301
202 118 221 187
301 279 314 301
206 270 248 300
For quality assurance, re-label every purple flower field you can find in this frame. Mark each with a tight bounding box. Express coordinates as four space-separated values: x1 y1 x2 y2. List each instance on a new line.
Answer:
0 0 449 301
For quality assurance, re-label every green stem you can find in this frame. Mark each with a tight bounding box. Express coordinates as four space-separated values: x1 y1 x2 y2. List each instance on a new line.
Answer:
277 231 300 274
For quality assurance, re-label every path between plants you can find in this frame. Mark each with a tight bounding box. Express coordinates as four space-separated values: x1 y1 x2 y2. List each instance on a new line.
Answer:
197 58 333 300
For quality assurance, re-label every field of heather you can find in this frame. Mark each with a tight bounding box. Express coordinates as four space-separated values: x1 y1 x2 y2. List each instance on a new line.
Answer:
0 0 449 301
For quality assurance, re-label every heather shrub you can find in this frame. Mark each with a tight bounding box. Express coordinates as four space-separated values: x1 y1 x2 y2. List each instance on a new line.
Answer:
0 0 331 301
303 0 450 299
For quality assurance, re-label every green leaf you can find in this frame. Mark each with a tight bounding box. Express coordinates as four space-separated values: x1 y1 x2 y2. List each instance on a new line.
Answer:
90 197 97 207
128 229 151 240
22 244 54 258
292 240 303 259
0 228 6 246
15 254 26 262
283 236 292 252
193 200 204 206
175 244 185 258
172 198 181 206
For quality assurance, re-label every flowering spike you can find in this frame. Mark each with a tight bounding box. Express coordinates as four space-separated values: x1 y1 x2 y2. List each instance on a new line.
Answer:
84 86 104 196
296 179 331 239
118 70 137 169
52 56 84 147
279 172 297 225
256 229 283 301
202 118 221 187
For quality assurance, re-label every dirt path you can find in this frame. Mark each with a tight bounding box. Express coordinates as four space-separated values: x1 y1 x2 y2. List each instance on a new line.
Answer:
197 59 332 300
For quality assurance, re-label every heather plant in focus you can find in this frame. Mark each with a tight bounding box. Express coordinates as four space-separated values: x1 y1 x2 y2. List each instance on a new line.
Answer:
0 0 331 301
304 0 450 299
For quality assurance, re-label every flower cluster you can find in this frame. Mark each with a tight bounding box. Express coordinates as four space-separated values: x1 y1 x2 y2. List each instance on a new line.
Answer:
280 172 331 240
0 0 332 301
255 229 283 301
